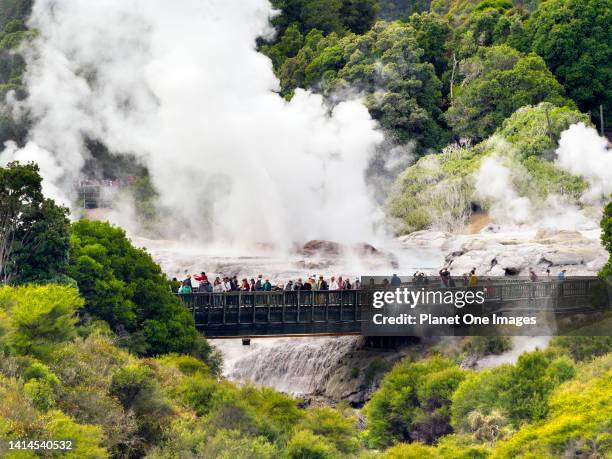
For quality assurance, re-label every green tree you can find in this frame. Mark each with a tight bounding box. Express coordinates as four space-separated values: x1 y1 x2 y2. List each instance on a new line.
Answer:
445 45 569 140
68 219 202 357
0 285 82 360
340 0 380 34
409 12 451 78
528 0 612 126
364 356 465 447
0 162 71 285
600 198 612 279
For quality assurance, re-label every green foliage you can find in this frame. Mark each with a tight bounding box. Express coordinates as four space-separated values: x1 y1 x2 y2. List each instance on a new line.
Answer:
550 336 612 362
386 144 481 233
0 0 32 30
446 45 569 140
379 0 430 20
285 429 340 458
194 429 279 459
268 0 378 37
387 103 589 234
600 199 612 279
0 285 82 360
461 336 512 357
497 103 590 158
452 350 576 431
381 442 439 458
298 407 359 453
493 354 612 458
528 0 612 125
277 20 448 152
409 13 451 77
68 219 203 357
109 364 173 451
364 356 465 447
0 162 71 285
0 376 107 458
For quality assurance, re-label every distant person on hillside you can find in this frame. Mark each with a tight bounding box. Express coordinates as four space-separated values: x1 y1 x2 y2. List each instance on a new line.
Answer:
391 274 401 287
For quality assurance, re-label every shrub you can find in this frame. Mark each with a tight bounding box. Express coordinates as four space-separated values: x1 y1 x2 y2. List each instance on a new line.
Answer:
364 356 464 447
285 429 340 459
0 285 82 360
298 407 359 453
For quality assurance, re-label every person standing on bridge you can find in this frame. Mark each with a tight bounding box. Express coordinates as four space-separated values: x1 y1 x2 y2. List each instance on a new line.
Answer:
178 282 192 294
255 275 263 291
468 269 478 288
439 268 450 288
529 268 538 282
183 274 193 289
330 276 339 290
241 278 250 291
250 278 256 291
391 274 401 288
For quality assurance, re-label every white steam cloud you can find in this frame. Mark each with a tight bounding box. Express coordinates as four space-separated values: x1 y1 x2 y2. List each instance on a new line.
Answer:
554 122 612 202
475 124 611 229
1 0 384 247
475 155 531 225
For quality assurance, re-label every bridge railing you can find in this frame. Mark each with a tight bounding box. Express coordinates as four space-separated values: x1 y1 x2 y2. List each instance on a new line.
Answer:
177 277 608 331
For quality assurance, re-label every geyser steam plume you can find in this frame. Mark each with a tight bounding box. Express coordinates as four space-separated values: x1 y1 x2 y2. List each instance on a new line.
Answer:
2 0 384 247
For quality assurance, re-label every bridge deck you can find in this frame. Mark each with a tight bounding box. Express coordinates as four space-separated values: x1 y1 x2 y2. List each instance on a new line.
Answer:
177 278 609 337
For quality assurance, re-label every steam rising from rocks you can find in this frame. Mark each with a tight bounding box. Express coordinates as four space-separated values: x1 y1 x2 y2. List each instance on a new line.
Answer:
474 124 611 229
1 0 384 247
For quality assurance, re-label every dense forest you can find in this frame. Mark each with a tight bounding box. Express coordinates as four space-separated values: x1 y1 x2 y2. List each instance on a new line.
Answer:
1 0 611 457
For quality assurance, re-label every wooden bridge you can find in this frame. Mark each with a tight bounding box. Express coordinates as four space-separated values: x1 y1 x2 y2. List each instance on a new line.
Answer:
177 277 610 338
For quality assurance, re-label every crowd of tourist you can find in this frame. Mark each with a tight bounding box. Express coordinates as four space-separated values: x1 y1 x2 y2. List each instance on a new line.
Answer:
173 272 361 294
172 266 568 294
